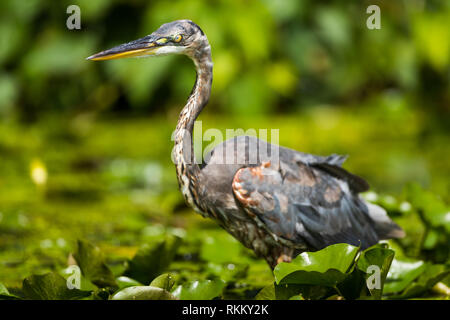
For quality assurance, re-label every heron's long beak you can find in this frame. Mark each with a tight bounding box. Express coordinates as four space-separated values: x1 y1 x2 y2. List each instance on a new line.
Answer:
86 35 158 61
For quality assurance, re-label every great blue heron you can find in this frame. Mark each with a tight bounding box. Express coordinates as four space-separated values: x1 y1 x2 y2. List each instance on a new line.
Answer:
87 20 404 268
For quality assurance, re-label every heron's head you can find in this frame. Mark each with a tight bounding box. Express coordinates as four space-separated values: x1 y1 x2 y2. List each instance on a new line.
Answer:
87 20 207 61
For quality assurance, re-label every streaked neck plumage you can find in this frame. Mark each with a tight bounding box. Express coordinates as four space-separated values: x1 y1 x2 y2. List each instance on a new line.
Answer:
173 35 212 212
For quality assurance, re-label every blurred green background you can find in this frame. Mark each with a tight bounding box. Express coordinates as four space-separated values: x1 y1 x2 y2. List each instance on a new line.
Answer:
0 0 449 288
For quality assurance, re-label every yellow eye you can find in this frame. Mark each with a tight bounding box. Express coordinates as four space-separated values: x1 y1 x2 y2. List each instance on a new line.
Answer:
156 38 168 45
173 34 183 43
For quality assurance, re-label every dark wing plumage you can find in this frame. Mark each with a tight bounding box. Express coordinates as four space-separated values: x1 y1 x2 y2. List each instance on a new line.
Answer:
232 157 380 250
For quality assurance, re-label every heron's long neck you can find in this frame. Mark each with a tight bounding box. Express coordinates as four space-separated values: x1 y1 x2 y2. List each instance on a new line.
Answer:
174 41 212 211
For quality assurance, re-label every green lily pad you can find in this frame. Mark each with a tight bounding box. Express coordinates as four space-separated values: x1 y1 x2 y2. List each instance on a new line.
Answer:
111 285 177 300
172 279 226 300
0 283 21 300
205 262 249 282
124 235 181 284
335 267 367 300
289 295 305 300
274 243 359 287
200 232 244 264
60 266 98 291
255 282 331 300
0 283 9 296
357 246 395 299
405 183 450 232
73 240 117 288
149 273 175 291
255 284 277 300
115 276 143 290
22 273 92 300
383 258 427 294
394 264 450 299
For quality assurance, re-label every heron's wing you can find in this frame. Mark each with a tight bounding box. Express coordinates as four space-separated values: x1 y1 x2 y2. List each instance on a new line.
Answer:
231 160 378 250
291 152 370 193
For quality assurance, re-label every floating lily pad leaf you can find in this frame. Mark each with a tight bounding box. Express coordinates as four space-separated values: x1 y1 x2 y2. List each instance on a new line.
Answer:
111 286 177 300
292 285 334 300
378 195 400 213
255 282 331 300
405 183 450 232
393 264 450 299
124 235 181 284
172 279 226 300
422 229 440 249
92 288 113 300
116 276 143 290
0 283 21 300
200 232 244 264
150 273 175 291
383 258 427 294
336 267 367 300
73 240 117 288
357 246 395 299
289 295 305 300
255 284 276 300
0 294 21 300
60 266 98 291
22 273 92 300
274 243 359 287
254 283 299 300
205 262 249 282
0 283 10 296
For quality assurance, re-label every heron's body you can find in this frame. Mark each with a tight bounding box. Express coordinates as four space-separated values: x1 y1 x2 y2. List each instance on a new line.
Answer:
88 20 404 268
